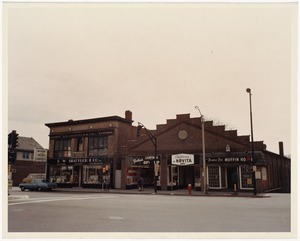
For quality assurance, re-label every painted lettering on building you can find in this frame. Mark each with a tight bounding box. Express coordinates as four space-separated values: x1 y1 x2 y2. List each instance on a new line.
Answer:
172 154 194 166
207 157 249 163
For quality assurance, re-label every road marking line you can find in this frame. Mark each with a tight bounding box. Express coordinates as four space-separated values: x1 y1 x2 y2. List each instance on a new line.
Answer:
109 216 124 220
8 195 113 206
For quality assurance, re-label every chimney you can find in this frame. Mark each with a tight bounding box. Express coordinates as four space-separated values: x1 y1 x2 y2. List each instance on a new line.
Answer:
279 141 284 156
125 110 132 121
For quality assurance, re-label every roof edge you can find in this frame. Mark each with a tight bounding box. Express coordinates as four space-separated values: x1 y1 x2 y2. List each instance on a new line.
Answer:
45 115 133 128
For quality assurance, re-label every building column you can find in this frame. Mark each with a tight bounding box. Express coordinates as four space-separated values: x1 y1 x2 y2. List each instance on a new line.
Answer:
160 155 168 190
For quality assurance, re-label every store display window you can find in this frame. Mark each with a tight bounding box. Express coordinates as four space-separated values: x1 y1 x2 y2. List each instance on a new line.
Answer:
208 166 221 188
240 165 253 189
82 165 102 184
49 165 73 183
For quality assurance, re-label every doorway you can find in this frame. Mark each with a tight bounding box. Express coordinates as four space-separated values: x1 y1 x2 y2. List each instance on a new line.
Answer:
73 166 82 187
226 167 238 190
178 166 195 188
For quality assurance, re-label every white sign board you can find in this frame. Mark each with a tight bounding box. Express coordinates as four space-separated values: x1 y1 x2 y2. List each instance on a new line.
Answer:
172 154 194 166
34 148 47 162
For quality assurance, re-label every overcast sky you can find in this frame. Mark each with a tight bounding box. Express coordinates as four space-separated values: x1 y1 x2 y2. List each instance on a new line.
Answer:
4 2 296 155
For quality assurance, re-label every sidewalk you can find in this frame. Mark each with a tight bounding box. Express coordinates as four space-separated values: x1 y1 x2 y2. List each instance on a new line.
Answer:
54 187 270 198
8 186 270 199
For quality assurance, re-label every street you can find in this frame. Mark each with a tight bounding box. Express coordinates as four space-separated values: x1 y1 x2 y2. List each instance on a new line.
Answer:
6 189 291 236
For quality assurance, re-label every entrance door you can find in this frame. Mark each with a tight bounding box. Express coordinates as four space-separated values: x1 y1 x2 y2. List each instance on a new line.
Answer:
227 167 238 190
73 166 82 187
178 166 195 189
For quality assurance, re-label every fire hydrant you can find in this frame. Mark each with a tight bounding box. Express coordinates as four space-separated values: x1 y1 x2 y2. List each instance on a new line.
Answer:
187 184 192 195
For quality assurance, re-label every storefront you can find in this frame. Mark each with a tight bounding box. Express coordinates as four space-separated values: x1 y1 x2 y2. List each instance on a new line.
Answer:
166 153 255 191
48 157 113 188
45 112 290 193
126 155 160 189
205 152 268 191
167 154 201 190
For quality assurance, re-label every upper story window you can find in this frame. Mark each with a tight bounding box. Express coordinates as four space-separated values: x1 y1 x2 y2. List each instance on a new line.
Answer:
76 137 84 152
23 152 30 159
54 139 71 158
88 136 108 157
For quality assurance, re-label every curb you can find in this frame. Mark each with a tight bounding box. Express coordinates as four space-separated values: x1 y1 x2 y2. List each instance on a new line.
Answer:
53 189 270 198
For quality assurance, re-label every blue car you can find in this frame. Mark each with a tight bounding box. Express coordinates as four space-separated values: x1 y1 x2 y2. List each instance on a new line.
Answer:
19 179 57 191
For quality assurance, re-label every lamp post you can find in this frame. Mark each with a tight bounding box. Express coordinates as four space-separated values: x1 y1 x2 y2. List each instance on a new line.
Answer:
246 88 257 195
137 122 158 193
195 106 207 194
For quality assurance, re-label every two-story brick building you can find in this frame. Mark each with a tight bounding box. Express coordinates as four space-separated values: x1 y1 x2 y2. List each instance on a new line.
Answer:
45 111 290 193
45 111 135 188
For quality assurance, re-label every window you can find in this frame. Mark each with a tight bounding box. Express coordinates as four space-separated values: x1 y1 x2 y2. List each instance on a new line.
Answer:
262 167 267 181
88 136 108 156
240 165 253 189
49 165 73 183
208 166 221 188
83 165 102 184
77 137 83 152
22 152 30 159
54 139 71 158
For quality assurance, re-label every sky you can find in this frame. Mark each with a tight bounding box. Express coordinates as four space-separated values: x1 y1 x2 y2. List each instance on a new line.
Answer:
3 2 296 156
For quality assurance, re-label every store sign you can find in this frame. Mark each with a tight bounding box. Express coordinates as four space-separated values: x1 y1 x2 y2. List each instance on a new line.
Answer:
129 156 160 168
172 154 194 166
51 130 113 139
55 158 105 165
34 148 47 162
207 157 249 163
132 157 151 166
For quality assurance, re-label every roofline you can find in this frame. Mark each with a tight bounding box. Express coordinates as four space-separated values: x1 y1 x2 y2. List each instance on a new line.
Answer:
45 115 133 128
263 149 291 160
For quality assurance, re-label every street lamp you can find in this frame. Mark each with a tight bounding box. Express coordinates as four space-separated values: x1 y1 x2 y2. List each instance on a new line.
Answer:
246 88 257 195
195 106 207 194
137 122 158 193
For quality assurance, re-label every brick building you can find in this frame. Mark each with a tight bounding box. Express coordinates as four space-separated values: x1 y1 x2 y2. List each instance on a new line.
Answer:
128 114 290 193
11 136 47 186
45 111 135 188
45 111 290 193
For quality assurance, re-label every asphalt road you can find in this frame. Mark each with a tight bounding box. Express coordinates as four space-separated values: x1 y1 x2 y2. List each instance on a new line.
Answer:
6 189 291 236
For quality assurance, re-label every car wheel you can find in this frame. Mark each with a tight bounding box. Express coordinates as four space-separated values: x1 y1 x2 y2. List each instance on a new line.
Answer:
37 187 42 191
21 187 25 191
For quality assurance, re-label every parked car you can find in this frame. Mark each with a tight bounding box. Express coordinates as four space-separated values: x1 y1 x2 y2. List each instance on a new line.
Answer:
22 173 46 183
19 179 57 191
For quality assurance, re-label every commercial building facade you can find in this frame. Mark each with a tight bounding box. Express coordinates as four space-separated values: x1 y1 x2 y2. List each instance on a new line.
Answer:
45 111 134 189
45 111 290 193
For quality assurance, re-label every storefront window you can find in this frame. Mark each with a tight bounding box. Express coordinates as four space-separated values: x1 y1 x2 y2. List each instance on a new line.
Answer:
83 165 100 184
82 165 110 184
208 166 221 188
49 165 73 183
240 165 253 189
168 166 178 186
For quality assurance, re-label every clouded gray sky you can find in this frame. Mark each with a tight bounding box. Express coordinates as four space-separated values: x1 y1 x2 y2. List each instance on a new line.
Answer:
4 2 296 155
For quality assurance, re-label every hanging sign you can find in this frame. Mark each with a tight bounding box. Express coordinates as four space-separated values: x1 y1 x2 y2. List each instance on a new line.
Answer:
172 154 194 166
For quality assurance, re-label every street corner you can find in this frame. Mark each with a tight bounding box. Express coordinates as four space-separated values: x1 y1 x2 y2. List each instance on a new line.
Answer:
8 195 29 200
